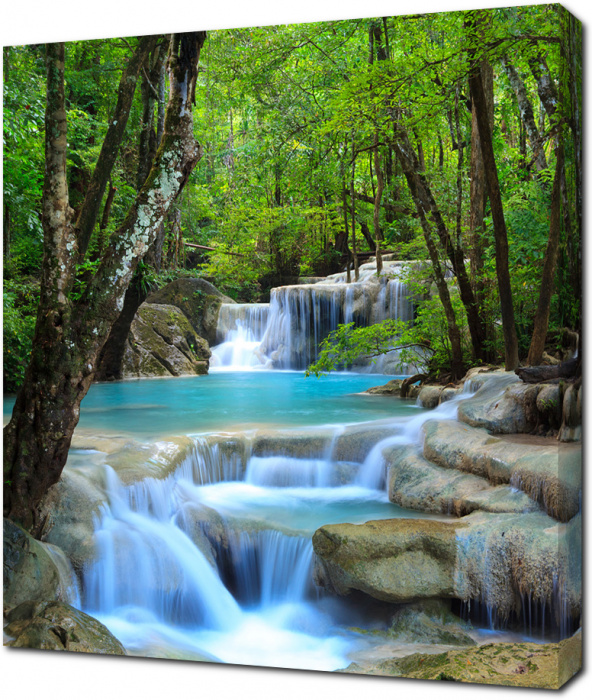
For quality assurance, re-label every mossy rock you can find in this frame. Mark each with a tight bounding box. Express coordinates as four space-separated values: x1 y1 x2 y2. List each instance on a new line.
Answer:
146 277 233 345
122 302 210 378
3 519 65 611
341 629 582 689
4 600 126 655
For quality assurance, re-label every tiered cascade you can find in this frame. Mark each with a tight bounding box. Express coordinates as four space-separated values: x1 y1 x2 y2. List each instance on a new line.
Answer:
211 259 415 372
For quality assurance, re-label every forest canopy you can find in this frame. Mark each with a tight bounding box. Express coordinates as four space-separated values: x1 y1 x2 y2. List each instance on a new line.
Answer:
2 7 582 526
3 5 581 392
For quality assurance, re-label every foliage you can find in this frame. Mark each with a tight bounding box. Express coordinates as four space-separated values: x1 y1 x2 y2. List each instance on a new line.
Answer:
3 280 39 392
2 6 582 388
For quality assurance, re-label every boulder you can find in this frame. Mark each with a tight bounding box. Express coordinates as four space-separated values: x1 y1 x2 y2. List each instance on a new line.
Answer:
37 469 105 573
146 277 233 346
421 420 581 522
4 600 126 655
388 600 475 646
417 386 443 409
457 371 559 434
558 383 582 442
122 302 211 378
312 511 581 625
365 379 403 396
4 519 64 611
313 518 462 603
385 445 535 517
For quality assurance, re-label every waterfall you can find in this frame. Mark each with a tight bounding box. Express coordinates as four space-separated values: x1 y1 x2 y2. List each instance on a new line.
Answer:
84 466 242 630
211 259 416 372
245 456 335 488
211 303 270 369
222 530 314 608
355 392 471 489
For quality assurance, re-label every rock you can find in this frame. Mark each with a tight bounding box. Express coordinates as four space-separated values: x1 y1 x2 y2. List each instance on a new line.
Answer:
388 600 475 646
37 469 105 573
417 386 442 409
313 511 581 625
385 445 535 517
122 303 211 378
4 601 126 655
558 383 582 442
342 629 582 689
365 379 403 396
313 518 462 603
421 420 582 522
457 371 565 434
250 424 397 464
4 519 59 611
146 277 233 346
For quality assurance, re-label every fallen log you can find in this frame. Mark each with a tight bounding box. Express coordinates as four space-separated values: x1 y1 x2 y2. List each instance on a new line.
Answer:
515 356 579 383
401 373 428 398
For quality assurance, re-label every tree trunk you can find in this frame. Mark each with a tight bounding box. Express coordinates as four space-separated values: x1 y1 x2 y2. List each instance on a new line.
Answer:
501 56 548 174
394 126 485 361
75 35 158 257
350 137 359 281
4 32 207 531
393 140 465 380
468 31 519 370
527 141 564 365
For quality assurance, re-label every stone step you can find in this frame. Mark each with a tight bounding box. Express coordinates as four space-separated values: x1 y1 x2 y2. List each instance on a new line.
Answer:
385 444 537 517
421 420 581 522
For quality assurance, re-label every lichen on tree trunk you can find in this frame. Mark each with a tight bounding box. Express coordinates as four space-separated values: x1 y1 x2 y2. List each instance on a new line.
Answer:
3 32 207 531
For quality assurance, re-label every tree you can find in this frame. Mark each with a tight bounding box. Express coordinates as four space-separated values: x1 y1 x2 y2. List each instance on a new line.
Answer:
4 32 207 530
467 12 519 370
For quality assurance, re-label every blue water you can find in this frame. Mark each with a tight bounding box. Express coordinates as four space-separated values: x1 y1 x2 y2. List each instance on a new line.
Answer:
4 371 416 437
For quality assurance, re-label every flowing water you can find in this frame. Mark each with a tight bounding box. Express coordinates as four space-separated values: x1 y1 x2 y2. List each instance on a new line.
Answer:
210 261 415 372
5 264 572 669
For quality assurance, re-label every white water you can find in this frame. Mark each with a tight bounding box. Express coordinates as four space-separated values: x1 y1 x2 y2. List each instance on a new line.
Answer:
355 392 469 489
82 393 466 669
211 259 415 371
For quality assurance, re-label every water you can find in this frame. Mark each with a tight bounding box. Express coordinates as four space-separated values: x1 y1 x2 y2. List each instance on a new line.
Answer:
83 440 437 669
4 372 415 437
61 367 455 670
210 260 416 371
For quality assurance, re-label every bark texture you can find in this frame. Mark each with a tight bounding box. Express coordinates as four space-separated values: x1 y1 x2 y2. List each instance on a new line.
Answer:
468 29 519 370
4 32 207 530
527 142 564 366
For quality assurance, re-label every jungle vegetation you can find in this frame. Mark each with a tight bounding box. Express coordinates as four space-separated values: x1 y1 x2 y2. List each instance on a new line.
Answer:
2 6 582 527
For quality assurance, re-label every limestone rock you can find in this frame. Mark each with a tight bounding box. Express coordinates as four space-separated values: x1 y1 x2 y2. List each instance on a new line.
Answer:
313 518 462 603
146 277 233 346
4 601 126 655
385 445 535 517
417 386 443 409
312 511 581 624
122 302 211 378
421 420 581 522
457 371 564 434
4 519 63 611
388 601 475 646
365 379 403 396
37 469 105 572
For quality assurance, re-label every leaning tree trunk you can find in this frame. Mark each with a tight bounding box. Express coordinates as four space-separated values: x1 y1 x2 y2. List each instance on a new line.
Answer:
4 33 206 531
393 126 485 362
468 32 519 370
393 140 465 380
527 141 564 365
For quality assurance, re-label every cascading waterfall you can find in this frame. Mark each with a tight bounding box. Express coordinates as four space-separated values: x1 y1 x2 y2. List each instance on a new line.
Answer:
211 259 416 371
77 374 577 667
82 398 468 667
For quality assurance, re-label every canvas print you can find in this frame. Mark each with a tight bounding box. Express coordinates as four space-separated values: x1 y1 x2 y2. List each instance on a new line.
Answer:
3 3 582 690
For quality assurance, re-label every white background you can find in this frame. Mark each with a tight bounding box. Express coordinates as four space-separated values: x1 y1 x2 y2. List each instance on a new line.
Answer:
1 2 588 699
